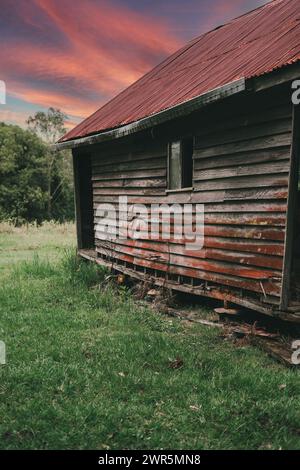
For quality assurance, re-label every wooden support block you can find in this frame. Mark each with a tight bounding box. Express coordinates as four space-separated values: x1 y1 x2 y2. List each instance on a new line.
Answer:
252 338 297 368
214 307 241 316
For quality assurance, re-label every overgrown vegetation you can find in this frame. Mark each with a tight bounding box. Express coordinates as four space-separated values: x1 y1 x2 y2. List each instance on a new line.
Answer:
0 223 299 450
0 108 74 225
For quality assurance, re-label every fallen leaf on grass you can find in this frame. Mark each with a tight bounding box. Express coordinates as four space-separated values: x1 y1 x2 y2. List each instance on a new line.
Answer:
189 405 200 412
168 357 184 369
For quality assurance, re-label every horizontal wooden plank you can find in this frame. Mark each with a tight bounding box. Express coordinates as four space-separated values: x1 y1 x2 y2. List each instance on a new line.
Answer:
97 234 282 280
93 187 165 196
93 198 286 213
206 212 284 227
94 217 284 242
93 207 286 226
194 103 291 140
95 237 283 269
198 201 287 213
194 160 289 182
93 178 166 189
93 157 166 173
203 236 283 256
185 187 288 203
92 186 289 204
85 251 283 315
94 222 284 249
193 133 291 159
91 145 166 166
95 244 281 289
223 187 288 202
193 173 289 191
92 187 288 205
95 223 284 256
204 225 284 242
92 168 166 181
93 178 288 203
95 246 281 296
193 148 289 170
195 118 291 149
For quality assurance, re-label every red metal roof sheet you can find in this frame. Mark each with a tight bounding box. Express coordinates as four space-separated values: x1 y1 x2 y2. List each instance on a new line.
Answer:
60 0 300 143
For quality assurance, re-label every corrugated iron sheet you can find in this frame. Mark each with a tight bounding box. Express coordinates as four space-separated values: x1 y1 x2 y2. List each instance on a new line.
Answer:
60 0 300 142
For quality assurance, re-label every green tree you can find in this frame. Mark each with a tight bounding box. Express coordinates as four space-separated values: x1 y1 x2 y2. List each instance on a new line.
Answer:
27 108 74 220
0 123 48 224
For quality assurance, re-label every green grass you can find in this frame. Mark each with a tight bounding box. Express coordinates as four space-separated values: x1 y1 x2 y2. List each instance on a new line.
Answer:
0 223 299 450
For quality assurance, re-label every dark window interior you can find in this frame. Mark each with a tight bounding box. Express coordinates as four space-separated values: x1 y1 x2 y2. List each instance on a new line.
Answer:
74 154 94 249
168 138 193 190
182 138 194 188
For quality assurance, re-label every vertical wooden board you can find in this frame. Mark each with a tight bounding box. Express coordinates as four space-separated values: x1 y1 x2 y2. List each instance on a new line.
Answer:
74 152 94 249
72 151 83 249
281 105 300 309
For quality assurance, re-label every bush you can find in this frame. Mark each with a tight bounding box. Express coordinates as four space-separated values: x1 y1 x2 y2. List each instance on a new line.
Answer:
0 122 74 224
61 250 108 287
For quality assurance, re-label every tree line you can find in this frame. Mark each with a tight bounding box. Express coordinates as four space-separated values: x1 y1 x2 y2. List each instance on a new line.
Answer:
0 108 74 224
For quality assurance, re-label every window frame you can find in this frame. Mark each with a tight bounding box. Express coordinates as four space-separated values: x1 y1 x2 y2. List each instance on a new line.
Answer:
167 138 194 192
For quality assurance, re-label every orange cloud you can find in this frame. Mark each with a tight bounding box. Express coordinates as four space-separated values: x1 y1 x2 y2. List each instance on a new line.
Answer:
9 84 96 119
1 0 181 125
35 0 180 54
0 108 30 128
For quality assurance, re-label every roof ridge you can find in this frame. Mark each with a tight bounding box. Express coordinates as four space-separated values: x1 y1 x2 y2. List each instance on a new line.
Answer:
60 0 299 143
63 1 279 139
185 0 282 44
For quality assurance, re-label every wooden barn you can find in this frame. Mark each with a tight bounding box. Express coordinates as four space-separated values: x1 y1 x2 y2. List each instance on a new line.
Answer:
57 0 300 322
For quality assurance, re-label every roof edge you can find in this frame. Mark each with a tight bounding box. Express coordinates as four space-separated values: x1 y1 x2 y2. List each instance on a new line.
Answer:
54 78 246 151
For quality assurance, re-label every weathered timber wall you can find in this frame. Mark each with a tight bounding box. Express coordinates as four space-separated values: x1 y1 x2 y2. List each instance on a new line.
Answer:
85 84 293 308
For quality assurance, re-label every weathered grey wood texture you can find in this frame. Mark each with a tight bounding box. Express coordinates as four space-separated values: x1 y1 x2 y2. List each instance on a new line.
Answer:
76 84 295 315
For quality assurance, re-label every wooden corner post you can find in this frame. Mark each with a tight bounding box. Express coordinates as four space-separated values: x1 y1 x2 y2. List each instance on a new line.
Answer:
280 103 300 310
72 150 83 250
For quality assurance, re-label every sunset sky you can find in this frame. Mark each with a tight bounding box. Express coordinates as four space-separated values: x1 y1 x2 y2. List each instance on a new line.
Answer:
0 0 267 131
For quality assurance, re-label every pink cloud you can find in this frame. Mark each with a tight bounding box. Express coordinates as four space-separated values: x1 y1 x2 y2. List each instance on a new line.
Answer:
1 0 181 122
1 0 267 130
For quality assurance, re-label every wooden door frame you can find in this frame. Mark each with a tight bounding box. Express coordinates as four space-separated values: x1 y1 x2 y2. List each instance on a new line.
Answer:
280 104 300 310
73 151 83 249
72 151 94 250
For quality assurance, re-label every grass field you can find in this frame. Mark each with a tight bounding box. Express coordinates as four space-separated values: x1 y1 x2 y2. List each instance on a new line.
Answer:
0 222 299 450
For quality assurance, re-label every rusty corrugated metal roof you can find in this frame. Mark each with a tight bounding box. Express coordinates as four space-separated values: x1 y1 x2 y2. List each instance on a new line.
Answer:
60 0 300 143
